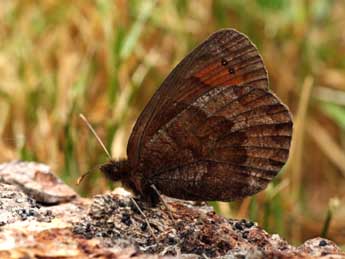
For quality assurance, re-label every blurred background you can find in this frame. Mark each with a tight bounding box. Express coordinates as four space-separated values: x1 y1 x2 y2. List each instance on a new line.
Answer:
0 0 345 246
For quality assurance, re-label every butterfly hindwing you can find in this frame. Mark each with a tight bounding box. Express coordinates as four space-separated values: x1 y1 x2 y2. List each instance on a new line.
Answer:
139 85 292 201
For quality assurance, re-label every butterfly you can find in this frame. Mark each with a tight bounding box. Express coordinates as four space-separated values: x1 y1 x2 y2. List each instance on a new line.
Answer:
100 28 293 205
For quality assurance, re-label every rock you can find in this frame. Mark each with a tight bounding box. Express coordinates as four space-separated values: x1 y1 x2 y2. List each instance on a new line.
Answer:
0 160 344 259
0 161 77 204
0 183 52 225
298 238 344 258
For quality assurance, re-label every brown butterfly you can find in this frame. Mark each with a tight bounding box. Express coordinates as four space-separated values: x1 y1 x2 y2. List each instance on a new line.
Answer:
100 28 293 205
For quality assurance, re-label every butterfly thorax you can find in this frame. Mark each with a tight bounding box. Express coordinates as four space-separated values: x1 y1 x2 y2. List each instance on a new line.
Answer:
100 159 160 205
99 159 139 193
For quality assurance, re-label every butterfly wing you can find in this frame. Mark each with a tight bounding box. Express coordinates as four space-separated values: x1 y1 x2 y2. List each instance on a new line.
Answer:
128 29 269 167
127 28 292 200
140 85 292 200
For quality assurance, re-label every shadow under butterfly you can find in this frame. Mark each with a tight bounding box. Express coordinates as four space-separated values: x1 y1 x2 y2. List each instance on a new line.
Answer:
99 28 293 206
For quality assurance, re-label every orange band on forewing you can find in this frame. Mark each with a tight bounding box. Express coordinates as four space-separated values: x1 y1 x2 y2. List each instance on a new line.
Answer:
194 62 220 78
220 76 245 86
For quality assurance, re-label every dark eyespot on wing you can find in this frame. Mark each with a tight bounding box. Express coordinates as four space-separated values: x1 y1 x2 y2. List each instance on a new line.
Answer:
228 67 236 74
221 58 228 66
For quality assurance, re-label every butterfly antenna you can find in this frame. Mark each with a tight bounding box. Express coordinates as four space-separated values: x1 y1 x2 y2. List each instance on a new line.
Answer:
76 163 103 185
79 113 112 160
76 171 91 185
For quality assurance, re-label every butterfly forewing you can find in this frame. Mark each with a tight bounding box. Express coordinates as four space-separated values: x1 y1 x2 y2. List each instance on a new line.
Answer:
128 29 269 167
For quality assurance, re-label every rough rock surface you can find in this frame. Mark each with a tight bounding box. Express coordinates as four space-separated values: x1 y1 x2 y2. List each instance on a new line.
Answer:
0 161 344 259
0 161 76 204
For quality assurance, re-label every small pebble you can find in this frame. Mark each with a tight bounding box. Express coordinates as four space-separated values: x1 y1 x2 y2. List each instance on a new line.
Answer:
15 198 25 203
85 223 91 231
28 209 36 216
121 213 132 226
130 202 140 214
141 222 148 231
106 222 115 228
319 240 327 247
234 222 243 231
118 200 126 207
45 210 53 216
167 235 177 245
245 221 254 228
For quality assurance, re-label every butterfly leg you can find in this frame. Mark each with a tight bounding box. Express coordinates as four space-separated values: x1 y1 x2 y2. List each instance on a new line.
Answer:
130 197 157 241
150 184 176 226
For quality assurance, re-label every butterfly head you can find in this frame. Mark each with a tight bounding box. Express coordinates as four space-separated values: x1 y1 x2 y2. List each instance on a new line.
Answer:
99 159 130 182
